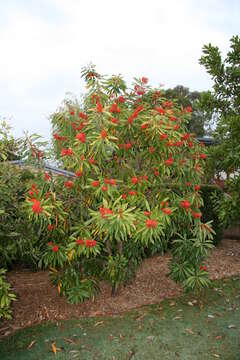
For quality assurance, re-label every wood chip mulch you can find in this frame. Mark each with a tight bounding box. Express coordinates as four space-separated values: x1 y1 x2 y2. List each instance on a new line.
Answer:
1 239 240 337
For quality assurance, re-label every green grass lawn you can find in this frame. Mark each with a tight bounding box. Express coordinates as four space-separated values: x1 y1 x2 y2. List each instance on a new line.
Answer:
1 277 240 360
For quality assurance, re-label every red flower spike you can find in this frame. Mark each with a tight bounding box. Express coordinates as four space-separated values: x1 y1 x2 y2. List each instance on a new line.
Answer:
110 103 121 113
101 185 107 192
199 153 207 159
162 208 172 215
76 132 86 143
155 107 165 115
146 219 158 229
122 193 127 200
144 211 152 217
195 185 201 192
52 245 59 252
45 172 51 181
128 190 136 196
141 123 149 130
165 157 174 166
64 181 74 188
101 130 108 139
96 102 103 113
32 200 43 214
141 77 148 84
76 170 83 177
111 118 118 124
92 180 100 187
86 239 96 248
149 147 155 154
193 212 202 219
47 224 55 231
159 133 168 140
116 96 125 103
131 176 138 185
78 112 88 120
186 182 191 187
180 200 191 210
185 106 192 113
70 110 75 115
76 239 85 245
181 133 190 141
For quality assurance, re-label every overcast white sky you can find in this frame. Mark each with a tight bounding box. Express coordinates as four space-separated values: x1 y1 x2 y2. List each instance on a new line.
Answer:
0 0 239 141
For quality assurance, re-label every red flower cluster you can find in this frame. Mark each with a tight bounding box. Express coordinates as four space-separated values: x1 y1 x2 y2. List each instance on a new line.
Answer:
165 157 174 166
193 212 202 219
44 172 51 181
162 208 172 215
99 207 114 219
78 112 88 120
31 199 43 214
76 238 85 245
131 176 139 185
86 239 97 248
101 130 108 139
75 170 83 177
144 211 152 216
52 245 59 252
200 265 207 271
61 148 73 156
47 224 55 231
76 132 86 143
128 105 144 124
141 123 149 130
92 180 100 187
110 103 121 113
64 181 74 188
141 77 148 84
159 133 168 140
53 133 67 141
111 117 118 124
146 219 158 229
155 107 165 115
180 200 191 210
104 178 116 185
96 102 103 113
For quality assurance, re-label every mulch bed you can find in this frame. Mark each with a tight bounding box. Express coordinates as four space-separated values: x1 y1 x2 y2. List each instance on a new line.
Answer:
1 239 240 337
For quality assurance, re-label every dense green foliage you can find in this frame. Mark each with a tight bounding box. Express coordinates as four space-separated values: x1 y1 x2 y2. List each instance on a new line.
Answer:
199 35 240 227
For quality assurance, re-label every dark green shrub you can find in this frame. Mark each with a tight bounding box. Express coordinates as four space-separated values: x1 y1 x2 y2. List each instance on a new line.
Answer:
200 185 224 245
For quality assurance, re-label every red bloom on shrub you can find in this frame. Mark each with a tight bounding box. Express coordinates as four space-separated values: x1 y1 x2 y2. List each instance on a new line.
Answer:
47 224 55 231
111 117 118 124
78 112 88 120
110 103 121 113
52 245 59 252
116 95 125 103
96 102 103 113
195 185 200 192
104 178 116 186
76 239 85 245
180 200 191 210
149 147 155 154
193 212 202 219
124 143 132 150
165 157 173 166
61 148 73 156
29 190 34 197
64 181 74 188
163 101 173 108
101 185 107 192
76 170 83 177
185 106 192 113
181 133 190 141
70 110 75 115
128 190 136 196
141 123 149 130
144 211 152 216
173 124 180 130
45 172 51 181
146 219 158 229
53 133 67 141
32 200 43 214
89 158 95 165
186 181 191 187
162 208 172 215
86 239 97 248
155 107 165 115
200 265 207 271
47 242 53 246
154 170 160 176
159 133 168 140
99 207 114 219
76 132 86 143
92 180 100 187
134 85 145 95
188 141 194 148
101 130 108 139
169 116 177 122
122 193 127 199
132 176 138 185
199 153 207 159
141 77 148 84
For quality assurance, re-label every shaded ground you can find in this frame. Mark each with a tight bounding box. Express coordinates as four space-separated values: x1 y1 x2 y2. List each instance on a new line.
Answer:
0 240 240 338
0 277 240 359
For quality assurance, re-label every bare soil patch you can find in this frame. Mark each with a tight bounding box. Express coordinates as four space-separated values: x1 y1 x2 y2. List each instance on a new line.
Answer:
1 239 240 337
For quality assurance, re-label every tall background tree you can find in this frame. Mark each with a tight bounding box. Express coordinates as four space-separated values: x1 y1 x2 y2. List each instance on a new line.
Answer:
199 35 240 227
164 86 211 137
